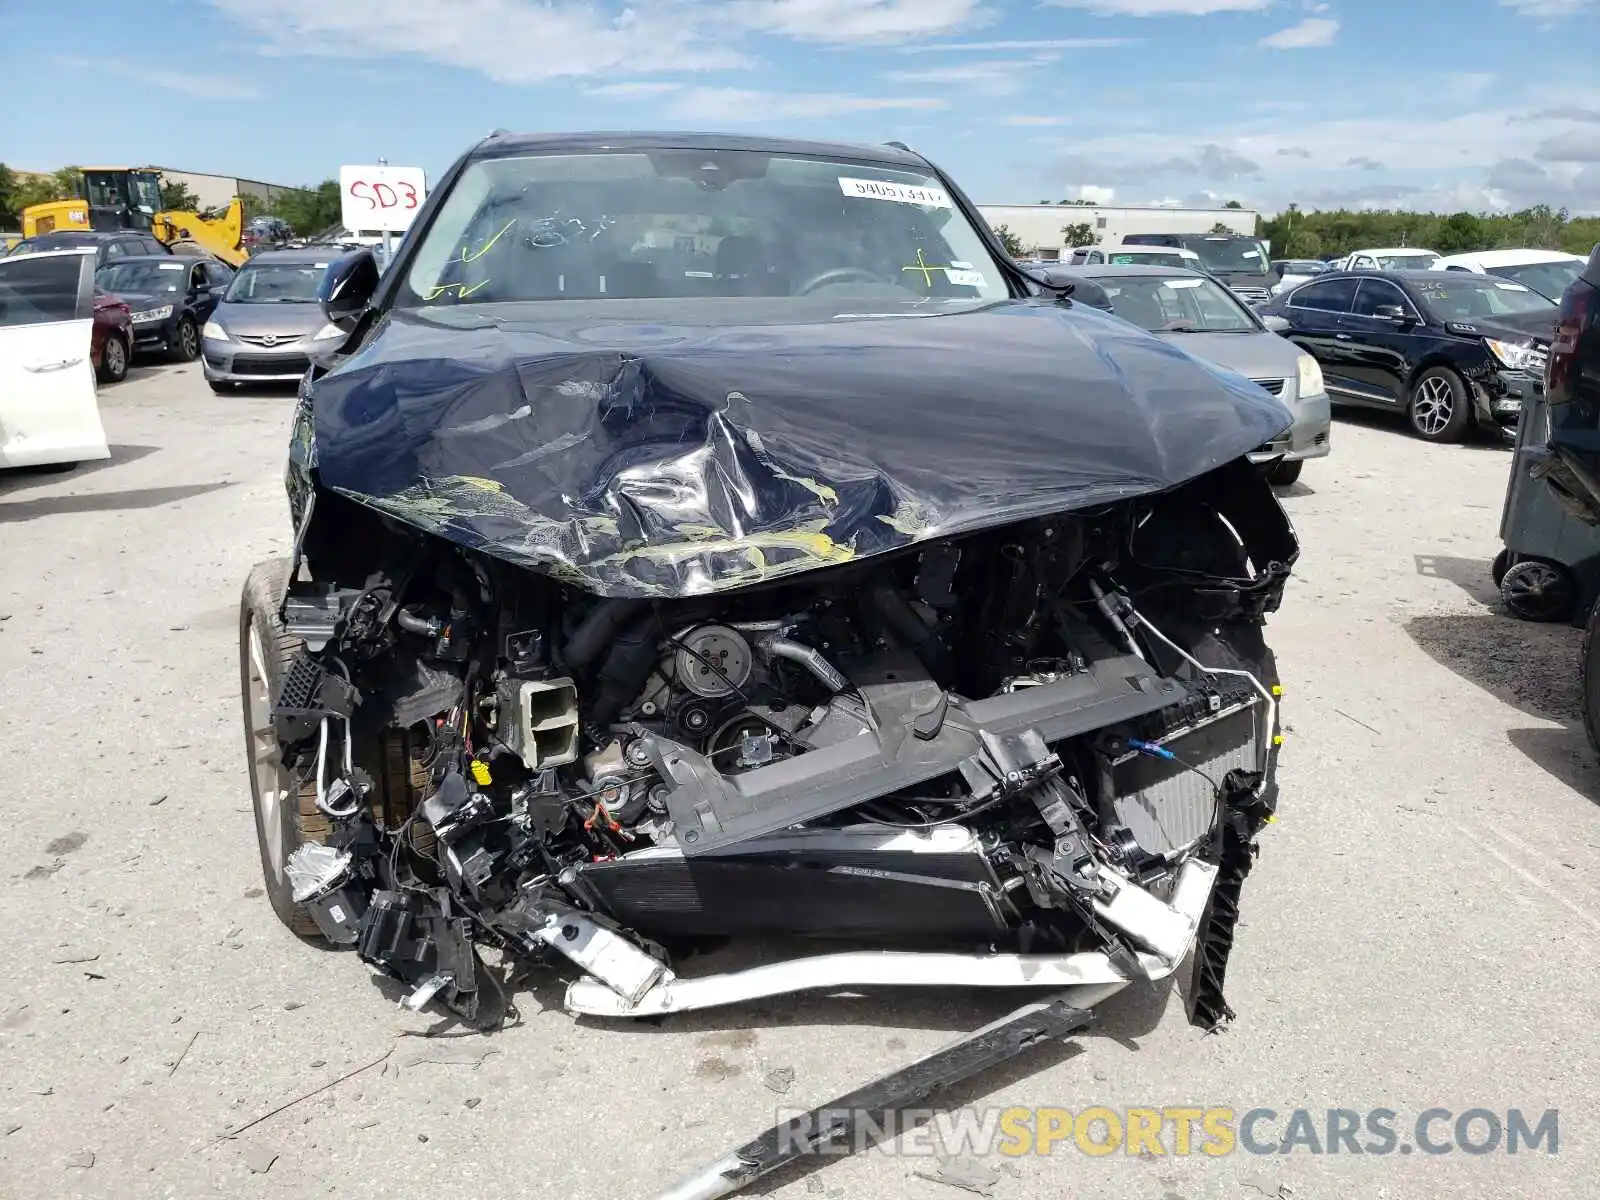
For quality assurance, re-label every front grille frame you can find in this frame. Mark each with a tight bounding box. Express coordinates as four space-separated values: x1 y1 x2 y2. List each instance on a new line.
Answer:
1250 377 1287 396
229 353 310 377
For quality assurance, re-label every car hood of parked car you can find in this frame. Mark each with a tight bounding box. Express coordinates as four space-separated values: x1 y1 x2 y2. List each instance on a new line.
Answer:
111 291 175 314
303 297 1294 598
1149 330 1309 391
215 301 325 340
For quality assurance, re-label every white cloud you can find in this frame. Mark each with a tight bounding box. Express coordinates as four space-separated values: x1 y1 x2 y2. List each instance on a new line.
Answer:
52 53 264 99
1003 114 1078 126
1077 185 1117 203
1041 0 1269 15
895 37 1137 51
208 0 1003 83
661 86 949 121
725 0 993 42
585 81 685 97
885 57 1056 95
1499 0 1595 16
209 0 749 82
1026 95 1600 213
1258 17 1339 47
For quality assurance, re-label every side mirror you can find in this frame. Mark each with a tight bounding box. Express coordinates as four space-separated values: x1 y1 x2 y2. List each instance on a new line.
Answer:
320 248 381 330
1374 304 1410 323
1262 314 1291 333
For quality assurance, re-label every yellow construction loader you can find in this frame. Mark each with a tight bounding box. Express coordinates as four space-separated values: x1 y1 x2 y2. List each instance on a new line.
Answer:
21 167 248 266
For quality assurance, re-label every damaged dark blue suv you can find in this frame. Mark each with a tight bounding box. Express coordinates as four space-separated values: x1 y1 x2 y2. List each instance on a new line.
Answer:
238 135 1300 1193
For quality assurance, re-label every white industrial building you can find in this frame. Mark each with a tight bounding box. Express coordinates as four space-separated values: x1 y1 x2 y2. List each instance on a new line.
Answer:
150 167 295 211
977 204 1260 259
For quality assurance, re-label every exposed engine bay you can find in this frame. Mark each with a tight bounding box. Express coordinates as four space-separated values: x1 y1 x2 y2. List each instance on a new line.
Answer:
256 456 1295 1030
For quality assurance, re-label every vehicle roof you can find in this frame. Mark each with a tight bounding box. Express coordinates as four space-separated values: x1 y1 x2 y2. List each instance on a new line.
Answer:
472 130 930 169
26 230 149 242
107 254 197 265
1348 247 1440 256
1434 248 1584 267
1327 268 1555 285
0 247 96 260
1102 245 1201 256
241 247 342 265
1062 264 1212 278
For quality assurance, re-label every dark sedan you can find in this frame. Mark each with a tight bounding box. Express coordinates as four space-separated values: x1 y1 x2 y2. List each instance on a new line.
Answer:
94 255 234 362
1260 270 1558 443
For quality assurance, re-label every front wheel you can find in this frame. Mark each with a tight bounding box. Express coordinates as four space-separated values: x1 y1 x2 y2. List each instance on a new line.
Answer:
1408 367 1472 443
1267 459 1303 487
240 559 433 938
170 316 199 363
98 333 129 383
241 558 326 937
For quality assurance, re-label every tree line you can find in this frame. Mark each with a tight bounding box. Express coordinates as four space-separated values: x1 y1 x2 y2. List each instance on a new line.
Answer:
0 163 344 235
994 203 1598 262
1259 203 1599 259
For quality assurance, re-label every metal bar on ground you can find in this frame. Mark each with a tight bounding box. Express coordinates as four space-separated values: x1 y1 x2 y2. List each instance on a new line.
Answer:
650 994 1094 1200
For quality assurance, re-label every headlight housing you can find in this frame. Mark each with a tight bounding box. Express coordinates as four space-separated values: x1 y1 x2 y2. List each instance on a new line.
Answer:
1296 353 1324 397
202 320 228 342
1485 338 1535 371
131 305 173 323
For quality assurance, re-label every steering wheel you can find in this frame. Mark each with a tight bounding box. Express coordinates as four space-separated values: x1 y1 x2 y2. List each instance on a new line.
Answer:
795 266 888 295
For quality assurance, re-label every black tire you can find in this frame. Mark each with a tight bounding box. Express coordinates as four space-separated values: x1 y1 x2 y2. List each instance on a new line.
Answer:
241 558 326 937
1408 366 1472 443
97 332 129 384
1582 599 1600 757
1491 548 1514 589
1268 459 1303 487
170 316 199 363
241 559 432 938
1499 558 1576 622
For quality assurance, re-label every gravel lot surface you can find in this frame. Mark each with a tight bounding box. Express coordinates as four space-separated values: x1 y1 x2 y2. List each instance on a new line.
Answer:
3 363 1597 1200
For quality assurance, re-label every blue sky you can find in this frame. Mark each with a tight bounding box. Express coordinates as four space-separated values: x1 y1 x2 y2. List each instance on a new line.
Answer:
3 0 1598 215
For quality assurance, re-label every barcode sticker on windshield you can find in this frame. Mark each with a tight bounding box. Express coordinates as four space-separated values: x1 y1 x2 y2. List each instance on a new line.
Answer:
838 177 952 208
1161 278 1205 289
1494 281 1530 291
947 269 985 287
158 263 184 270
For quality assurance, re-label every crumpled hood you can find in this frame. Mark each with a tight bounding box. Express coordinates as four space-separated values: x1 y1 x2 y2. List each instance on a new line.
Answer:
308 297 1293 598
1463 309 1560 343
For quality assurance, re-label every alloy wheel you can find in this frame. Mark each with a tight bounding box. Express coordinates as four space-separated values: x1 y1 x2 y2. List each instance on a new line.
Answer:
104 336 126 380
179 321 199 360
1411 376 1455 438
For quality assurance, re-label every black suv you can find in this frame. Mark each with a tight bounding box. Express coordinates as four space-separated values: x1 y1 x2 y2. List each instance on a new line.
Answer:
1261 269 1558 443
7 230 170 270
1121 232 1278 305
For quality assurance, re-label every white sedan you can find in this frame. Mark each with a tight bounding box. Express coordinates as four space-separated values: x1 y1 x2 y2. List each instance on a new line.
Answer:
1431 248 1587 301
0 248 111 470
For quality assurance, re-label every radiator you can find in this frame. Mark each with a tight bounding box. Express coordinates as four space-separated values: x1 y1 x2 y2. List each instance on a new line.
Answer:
1109 701 1260 859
